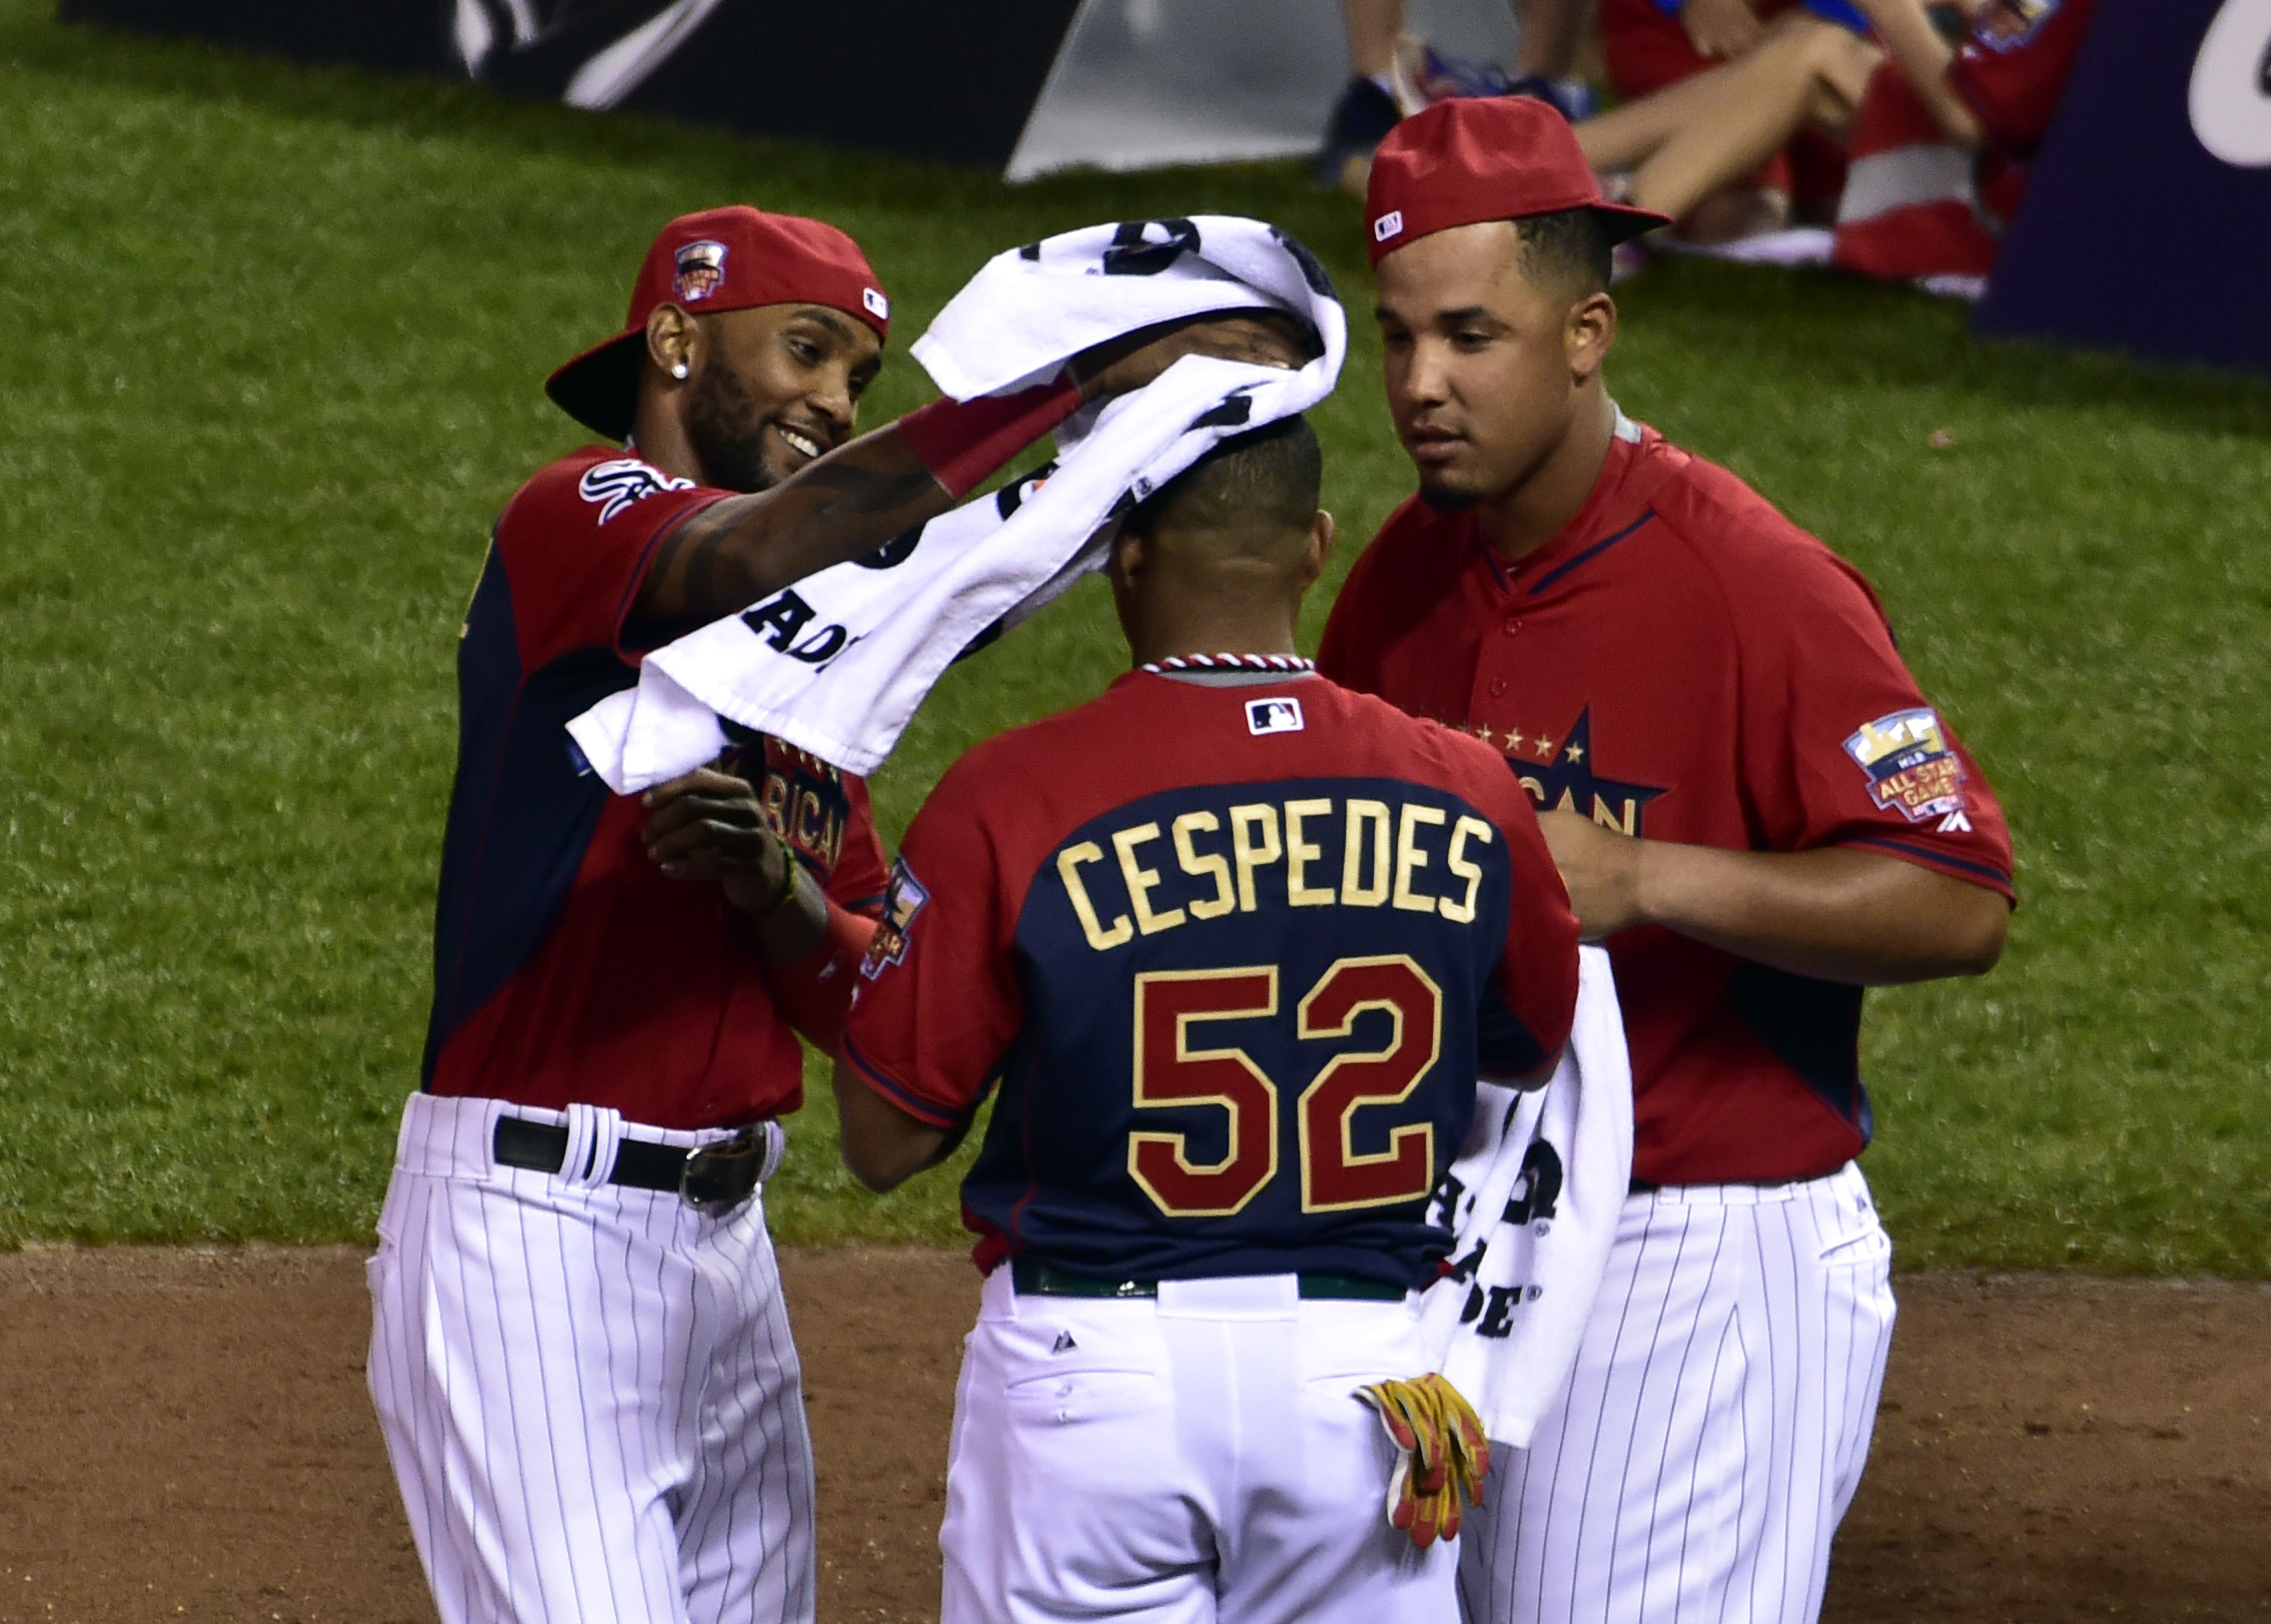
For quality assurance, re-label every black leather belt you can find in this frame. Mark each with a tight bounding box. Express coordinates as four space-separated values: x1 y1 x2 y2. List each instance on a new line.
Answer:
1010 1257 1405 1301
492 1117 767 1215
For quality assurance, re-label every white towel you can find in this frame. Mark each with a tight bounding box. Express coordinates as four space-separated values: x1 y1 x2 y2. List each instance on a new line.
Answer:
567 216 1347 789
1420 945 1634 1448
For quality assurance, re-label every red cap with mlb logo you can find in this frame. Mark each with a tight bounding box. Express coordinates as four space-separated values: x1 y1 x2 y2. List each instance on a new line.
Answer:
1364 97 1670 265
546 205 891 440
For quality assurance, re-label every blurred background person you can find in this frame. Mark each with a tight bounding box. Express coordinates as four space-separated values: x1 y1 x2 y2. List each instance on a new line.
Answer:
1833 0 2098 295
1596 0 1873 238
1316 0 1599 189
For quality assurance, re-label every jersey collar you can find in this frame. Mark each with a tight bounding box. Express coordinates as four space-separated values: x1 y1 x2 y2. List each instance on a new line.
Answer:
1473 403 1657 598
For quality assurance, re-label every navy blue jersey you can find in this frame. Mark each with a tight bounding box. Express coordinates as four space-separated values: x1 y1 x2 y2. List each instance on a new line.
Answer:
841 670 1579 1288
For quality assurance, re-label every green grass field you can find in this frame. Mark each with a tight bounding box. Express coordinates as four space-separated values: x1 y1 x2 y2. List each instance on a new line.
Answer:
3 0 2267 1271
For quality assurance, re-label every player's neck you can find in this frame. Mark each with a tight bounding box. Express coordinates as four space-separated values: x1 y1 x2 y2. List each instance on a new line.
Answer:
1473 388 1616 563
1123 602 1301 669
628 386 705 484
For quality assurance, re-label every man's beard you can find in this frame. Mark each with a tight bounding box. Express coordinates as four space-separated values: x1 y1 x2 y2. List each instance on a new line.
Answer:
684 363 781 494
1417 478 1479 513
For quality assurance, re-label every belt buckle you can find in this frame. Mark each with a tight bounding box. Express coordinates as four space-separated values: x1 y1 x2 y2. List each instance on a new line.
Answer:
680 1127 763 1215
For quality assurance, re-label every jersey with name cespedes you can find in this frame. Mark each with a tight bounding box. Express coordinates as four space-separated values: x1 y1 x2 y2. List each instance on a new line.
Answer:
842 669 1581 1289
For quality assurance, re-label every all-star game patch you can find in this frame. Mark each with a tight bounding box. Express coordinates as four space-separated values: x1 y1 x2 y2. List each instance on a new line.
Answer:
674 239 728 302
1844 708 1967 823
861 857 930 980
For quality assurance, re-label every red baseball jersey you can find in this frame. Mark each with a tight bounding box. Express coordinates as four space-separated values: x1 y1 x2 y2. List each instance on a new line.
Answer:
1319 419 2014 1188
841 670 1581 1288
422 447 890 1130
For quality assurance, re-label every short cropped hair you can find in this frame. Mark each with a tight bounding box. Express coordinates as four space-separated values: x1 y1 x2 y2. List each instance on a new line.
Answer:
1128 413 1323 542
1515 208 1615 300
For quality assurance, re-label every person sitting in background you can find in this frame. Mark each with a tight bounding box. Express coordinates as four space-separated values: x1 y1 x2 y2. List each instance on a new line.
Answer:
1316 0 1597 192
1571 14 1879 238
1331 26 1879 259
1596 0 1874 238
1833 0 2097 296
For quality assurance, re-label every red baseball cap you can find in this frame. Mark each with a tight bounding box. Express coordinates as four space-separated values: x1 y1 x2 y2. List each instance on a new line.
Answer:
1364 97 1671 266
546 206 891 440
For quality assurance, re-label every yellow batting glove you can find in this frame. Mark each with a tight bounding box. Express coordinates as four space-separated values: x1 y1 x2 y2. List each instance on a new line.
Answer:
1354 1372 1492 1548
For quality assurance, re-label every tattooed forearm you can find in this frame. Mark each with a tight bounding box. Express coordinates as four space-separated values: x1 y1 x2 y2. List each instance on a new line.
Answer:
633 429 953 624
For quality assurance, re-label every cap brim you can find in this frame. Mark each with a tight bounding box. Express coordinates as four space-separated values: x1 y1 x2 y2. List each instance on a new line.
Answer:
544 328 644 442
1594 201 1675 243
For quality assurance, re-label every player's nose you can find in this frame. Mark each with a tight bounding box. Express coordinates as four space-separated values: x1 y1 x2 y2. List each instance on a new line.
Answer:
1400 336 1455 409
807 372 859 444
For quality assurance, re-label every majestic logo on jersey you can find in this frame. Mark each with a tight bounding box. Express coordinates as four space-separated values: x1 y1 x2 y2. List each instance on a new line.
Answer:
1489 709 1666 836
578 458 695 524
673 239 728 302
861 857 930 981
1245 696 1305 736
1844 707 1967 825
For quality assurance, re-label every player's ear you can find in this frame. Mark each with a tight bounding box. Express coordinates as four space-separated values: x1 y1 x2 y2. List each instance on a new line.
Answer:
1300 509 1335 589
1107 521 1149 588
1107 523 1149 648
1565 291 1615 387
646 303 698 385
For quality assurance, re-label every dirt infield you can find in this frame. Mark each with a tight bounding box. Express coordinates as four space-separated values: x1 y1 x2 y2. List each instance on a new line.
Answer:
0 1246 2264 1624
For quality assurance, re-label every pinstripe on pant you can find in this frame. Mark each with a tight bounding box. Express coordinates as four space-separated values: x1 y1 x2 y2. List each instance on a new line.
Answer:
1458 1163 1895 1624
367 1092 816 1624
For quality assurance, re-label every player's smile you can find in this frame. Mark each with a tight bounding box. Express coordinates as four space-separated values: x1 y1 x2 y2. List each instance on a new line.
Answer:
771 418 829 466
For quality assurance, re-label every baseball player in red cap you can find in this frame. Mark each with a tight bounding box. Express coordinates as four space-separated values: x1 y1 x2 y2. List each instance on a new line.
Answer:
1319 100 2015 1623
365 203 1309 1624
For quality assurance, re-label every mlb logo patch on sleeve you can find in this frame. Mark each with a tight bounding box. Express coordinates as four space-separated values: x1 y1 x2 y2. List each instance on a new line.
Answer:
1843 707 1966 823
1246 696 1305 736
860 858 930 980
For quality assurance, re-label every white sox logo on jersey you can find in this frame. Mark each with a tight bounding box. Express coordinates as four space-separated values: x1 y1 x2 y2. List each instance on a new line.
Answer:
579 457 695 523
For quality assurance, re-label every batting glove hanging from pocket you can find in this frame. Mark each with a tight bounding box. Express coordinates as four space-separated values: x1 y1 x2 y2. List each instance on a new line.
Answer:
1354 1372 1492 1548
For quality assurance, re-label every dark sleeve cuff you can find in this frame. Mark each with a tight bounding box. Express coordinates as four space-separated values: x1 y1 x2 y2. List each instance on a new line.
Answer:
840 1034 979 1132
1846 834 2017 902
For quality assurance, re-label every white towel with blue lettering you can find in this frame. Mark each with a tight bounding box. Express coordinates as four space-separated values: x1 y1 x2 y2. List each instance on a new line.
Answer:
566 216 1346 788
1421 945 1634 1448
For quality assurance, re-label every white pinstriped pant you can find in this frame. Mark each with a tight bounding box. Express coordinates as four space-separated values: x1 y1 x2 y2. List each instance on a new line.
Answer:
367 1093 815 1624
1459 1163 1895 1624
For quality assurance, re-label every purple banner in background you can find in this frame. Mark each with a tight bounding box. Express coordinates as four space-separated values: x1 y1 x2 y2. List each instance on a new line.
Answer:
1976 0 2271 375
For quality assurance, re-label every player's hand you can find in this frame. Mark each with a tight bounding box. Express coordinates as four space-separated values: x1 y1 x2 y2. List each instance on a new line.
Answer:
640 767 795 915
1538 808 1648 941
1680 0 1764 58
1068 310 1319 402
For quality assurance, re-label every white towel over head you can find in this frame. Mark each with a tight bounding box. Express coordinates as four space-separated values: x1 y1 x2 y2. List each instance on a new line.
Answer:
567 216 1346 789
